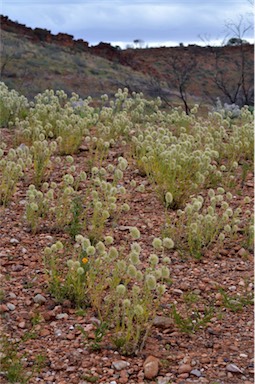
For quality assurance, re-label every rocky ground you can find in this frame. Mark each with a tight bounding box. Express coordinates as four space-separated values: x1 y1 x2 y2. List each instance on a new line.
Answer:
0 128 254 384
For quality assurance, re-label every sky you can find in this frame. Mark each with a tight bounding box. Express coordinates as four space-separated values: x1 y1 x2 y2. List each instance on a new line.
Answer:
1 0 254 48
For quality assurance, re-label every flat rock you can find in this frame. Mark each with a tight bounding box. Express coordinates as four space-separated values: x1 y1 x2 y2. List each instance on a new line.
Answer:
178 364 192 374
226 363 243 373
33 294 46 304
112 360 130 371
238 248 247 257
0 304 8 312
56 313 68 320
144 355 159 379
10 238 19 244
157 377 170 384
7 303 16 311
190 369 202 377
153 316 174 329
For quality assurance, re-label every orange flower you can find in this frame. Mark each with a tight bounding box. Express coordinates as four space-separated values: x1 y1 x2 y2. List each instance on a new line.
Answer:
82 257 89 264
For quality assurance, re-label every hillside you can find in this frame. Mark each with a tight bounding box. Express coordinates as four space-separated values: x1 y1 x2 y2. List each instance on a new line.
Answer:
0 29 152 100
1 15 254 109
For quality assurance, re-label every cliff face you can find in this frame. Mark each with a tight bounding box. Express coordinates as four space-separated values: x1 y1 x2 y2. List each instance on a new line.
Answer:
0 15 89 50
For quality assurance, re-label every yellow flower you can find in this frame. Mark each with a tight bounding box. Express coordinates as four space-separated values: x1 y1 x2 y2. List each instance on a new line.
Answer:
82 257 88 264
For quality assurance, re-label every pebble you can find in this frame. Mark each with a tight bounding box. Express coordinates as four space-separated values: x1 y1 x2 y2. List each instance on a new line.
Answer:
190 369 202 377
7 303 16 311
12 264 23 272
215 293 222 300
153 316 174 329
226 363 243 373
10 238 19 244
143 355 159 379
178 364 192 374
178 373 189 379
112 361 130 371
40 328 51 337
238 248 247 257
157 377 170 384
0 304 8 312
54 329 62 337
33 294 46 304
18 321 26 328
229 285 237 291
89 316 101 326
45 235 54 242
56 313 69 320
179 283 190 291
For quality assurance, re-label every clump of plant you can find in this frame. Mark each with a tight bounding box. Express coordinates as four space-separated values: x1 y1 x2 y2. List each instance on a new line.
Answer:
164 188 245 258
171 303 214 334
0 82 29 127
0 144 31 206
29 138 57 186
217 287 253 312
25 158 129 240
44 233 173 354
44 240 89 306
25 170 83 233
14 89 96 153
133 128 218 208
0 336 30 383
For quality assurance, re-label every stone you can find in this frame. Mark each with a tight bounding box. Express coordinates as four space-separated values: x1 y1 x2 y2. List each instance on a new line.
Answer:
112 360 130 371
42 311 54 321
157 377 170 384
173 289 183 295
178 373 189 379
0 304 8 312
178 364 192 374
238 248 247 257
56 313 68 320
190 369 202 377
119 369 129 383
153 316 174 329
7 303 16 311
89 317 101 326
226 363 243 373
54 329 62 337
229 285 237 291
66 333 75 340
33 294 46 304
40 328 51 337
10 238 19 244
18 321 26 328
144 355 159 379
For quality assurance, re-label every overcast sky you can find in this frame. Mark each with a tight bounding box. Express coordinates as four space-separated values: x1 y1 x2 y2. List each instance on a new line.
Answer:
2 0 254 48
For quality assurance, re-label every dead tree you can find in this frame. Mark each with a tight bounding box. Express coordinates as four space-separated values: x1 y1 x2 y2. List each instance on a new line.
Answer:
167 53 197 115
212 16 254 106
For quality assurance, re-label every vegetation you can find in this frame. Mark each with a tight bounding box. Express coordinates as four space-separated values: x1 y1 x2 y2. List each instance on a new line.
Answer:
0 82 253 370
